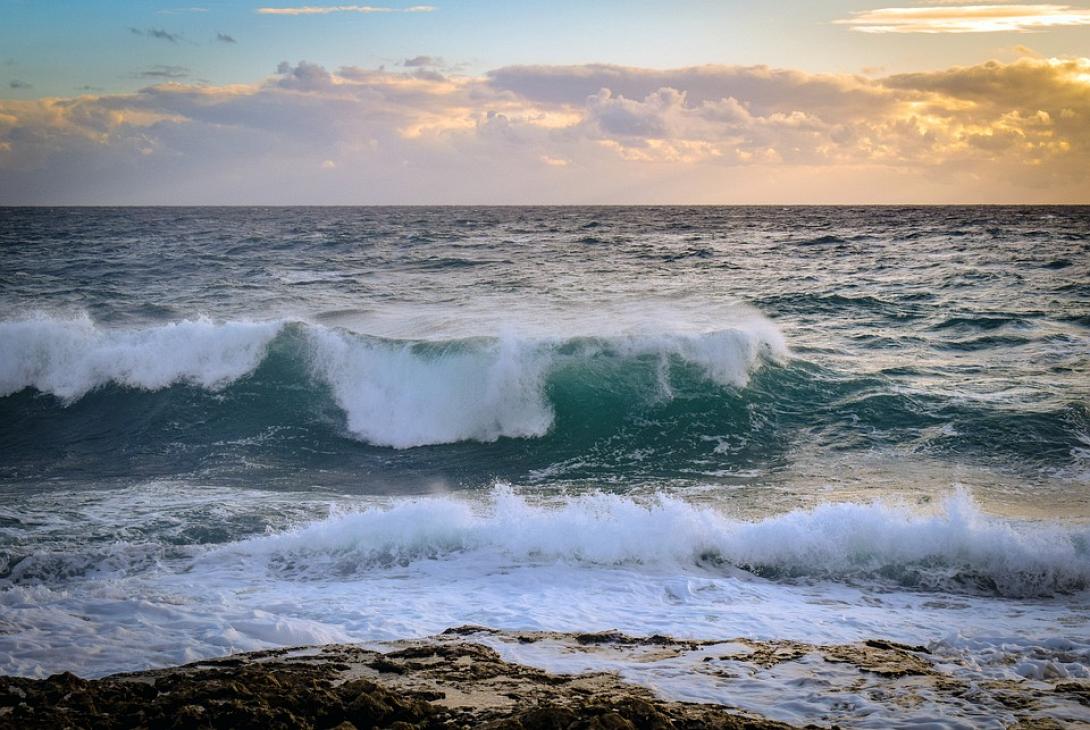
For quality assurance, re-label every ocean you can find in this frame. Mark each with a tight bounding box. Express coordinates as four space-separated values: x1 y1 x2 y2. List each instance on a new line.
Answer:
1 206 1088 726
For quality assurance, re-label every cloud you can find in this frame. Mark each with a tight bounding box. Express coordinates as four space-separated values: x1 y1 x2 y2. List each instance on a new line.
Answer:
275 59 335 89
488 64 892 113
135 65 191 80
402 55 442 67
585 87 684 138
130 27 182 43
9 80 32 89
256 5 436 15
837 4 1090 33
216 33 238 43
0 57 1087 203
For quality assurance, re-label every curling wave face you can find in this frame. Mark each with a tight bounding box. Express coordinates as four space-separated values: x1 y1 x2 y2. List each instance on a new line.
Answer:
306 321 787 448
0 315 283 402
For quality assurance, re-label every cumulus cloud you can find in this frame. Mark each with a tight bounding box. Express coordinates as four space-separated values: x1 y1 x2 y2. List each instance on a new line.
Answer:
275 59 335 89
0 57 1087 203
257 5 436 15
838 4 1090 33
402 55 442 67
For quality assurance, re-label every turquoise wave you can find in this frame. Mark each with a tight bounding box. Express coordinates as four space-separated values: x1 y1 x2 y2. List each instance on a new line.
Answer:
1 319 1085 488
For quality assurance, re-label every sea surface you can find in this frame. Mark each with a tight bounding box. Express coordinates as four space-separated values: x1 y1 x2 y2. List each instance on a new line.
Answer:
1 206 1089 726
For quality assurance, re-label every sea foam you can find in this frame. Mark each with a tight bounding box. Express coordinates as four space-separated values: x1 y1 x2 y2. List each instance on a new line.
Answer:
3 485 1088 681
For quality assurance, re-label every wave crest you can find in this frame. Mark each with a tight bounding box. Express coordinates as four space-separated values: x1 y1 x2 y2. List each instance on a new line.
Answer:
0 315 281 402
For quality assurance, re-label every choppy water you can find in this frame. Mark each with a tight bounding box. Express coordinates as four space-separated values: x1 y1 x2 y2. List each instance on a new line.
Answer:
1 206 1089 725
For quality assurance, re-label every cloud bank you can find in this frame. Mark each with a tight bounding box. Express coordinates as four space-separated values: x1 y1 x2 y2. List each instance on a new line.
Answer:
0 56 1087 203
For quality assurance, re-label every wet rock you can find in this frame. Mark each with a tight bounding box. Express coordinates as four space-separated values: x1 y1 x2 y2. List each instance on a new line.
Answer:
1054 680 1090 706
0 640 791 730
717 641 810 668
0 661 433 730
823 642 933 677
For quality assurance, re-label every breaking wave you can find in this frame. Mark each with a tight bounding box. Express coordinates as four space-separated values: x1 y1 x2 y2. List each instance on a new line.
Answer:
0 313 786 449
218 487 1090 598
0 314 281 402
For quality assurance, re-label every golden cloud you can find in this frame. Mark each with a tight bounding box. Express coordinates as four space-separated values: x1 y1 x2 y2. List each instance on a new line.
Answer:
838 4 1090 33
0 57 1087 202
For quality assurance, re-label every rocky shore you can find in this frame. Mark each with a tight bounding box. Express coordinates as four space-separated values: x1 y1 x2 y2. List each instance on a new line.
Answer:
2 627 1085 729
0 630 791 730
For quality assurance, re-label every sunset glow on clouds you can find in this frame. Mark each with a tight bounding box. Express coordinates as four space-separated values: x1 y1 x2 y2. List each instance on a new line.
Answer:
839 4 1090 33
2 56 1087 203
1 1 1088 203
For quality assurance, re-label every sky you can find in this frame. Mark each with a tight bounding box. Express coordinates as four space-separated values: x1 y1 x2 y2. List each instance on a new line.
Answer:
1 0 1089 203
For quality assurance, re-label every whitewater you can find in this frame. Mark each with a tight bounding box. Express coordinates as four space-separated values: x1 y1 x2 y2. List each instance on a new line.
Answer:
1 205 1088 726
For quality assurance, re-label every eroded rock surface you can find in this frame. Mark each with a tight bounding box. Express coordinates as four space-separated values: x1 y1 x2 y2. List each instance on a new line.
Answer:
0 638 792 730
